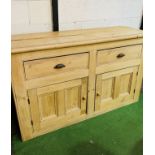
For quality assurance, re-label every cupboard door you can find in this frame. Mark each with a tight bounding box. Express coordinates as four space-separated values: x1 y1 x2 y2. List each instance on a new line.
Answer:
28 78 87 132
95 66 138 112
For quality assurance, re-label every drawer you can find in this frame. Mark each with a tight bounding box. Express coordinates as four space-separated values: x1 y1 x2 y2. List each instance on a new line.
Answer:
24 53 89 80
97 45 142 66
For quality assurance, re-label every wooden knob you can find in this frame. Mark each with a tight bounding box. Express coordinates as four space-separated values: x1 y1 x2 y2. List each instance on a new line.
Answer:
82 97 86 100
96 93 100 96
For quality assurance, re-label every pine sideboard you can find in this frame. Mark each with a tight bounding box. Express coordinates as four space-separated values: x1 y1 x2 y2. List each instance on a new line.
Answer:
11 26 143 141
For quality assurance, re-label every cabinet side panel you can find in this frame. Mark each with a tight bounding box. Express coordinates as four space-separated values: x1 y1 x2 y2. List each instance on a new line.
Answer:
12 54 33 141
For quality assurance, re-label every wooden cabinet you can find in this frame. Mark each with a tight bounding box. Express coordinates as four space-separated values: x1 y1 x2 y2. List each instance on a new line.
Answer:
11 26 143 141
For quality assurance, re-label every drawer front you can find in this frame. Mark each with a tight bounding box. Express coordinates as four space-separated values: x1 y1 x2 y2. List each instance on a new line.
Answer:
24 53 89 80
97 45 142 65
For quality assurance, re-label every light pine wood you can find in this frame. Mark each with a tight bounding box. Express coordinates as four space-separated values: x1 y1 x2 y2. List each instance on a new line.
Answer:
25 69 89 89
96 59 141 74
113 76 121 99
11 27 142 41
27 89 40 131
12 26 142 53
24 53 89 80
134 59 143 101
19 38 142 62
11 26 143 141
87 50 97 114
27 78 87 131
11 55 33 141
80 78 88 114
95 75 102 111
97 45 142 65
95 66 138 112
37 79 82 95
56 90 66 116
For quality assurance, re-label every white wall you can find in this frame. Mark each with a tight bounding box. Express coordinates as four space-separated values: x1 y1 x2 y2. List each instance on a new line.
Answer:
11 0 53 34
12 0 143 34
59 0 143 31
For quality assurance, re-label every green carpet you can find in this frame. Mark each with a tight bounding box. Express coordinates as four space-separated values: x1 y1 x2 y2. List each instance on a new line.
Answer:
12 93 143 155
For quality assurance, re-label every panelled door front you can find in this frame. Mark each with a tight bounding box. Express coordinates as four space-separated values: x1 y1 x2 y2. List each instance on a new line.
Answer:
28 78 87 132
95 66 138 112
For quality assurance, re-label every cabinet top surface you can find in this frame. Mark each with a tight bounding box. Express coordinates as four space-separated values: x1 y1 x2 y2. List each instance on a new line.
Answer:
11 26 143 54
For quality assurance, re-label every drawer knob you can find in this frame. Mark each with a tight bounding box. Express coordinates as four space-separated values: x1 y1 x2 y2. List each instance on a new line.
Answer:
54 64 66 69
117 53 125 58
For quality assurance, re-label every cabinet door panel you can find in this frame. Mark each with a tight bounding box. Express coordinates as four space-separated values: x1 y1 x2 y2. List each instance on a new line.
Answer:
120 73 131 94
38 93 55 118
101 78 114 100
28 78 87 132
95 66 138 112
